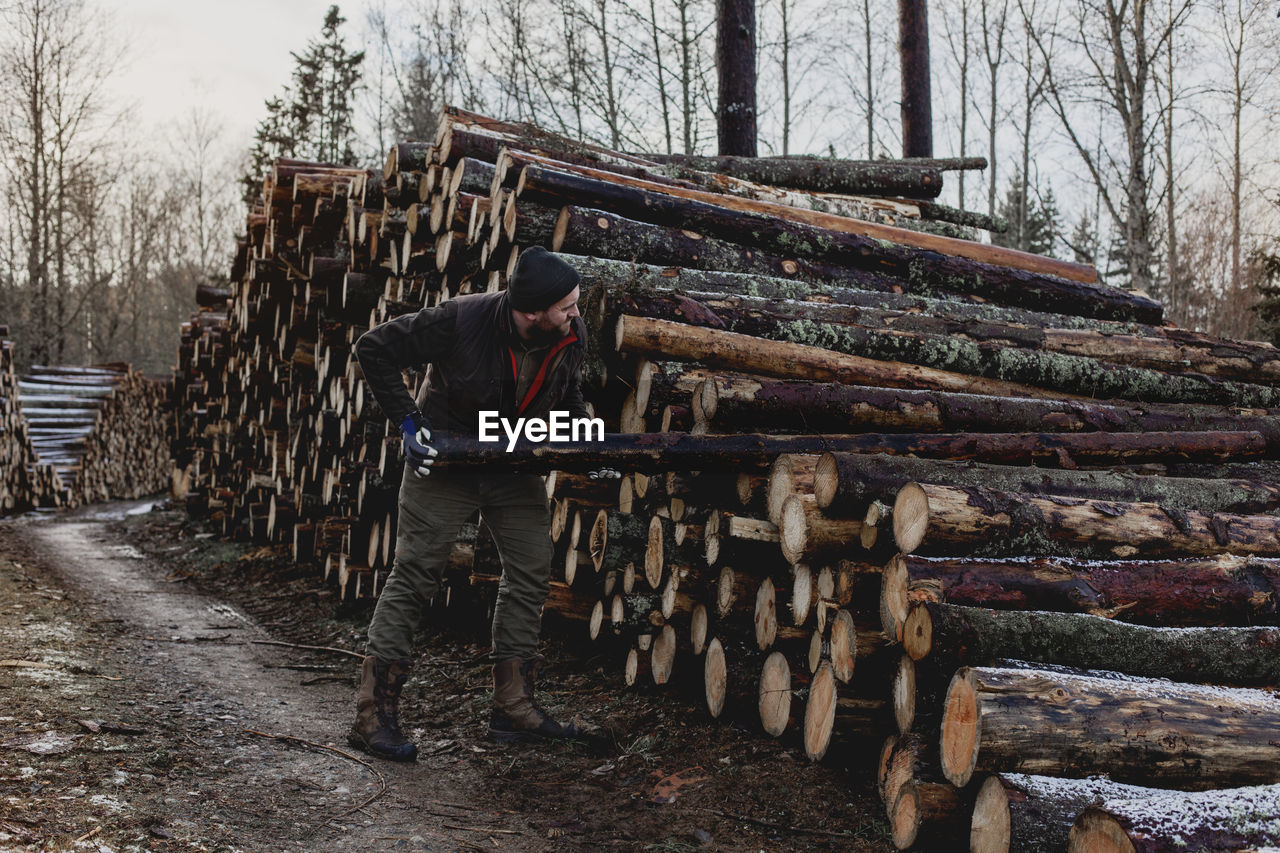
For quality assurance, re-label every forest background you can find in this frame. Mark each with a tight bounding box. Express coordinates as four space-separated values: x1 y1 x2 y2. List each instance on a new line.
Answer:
1 0 1277 373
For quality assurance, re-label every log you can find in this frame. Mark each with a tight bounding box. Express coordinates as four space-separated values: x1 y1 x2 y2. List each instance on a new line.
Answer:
940 665 1280 789
637 153 946 197
566 255 1158 335
889 781 968 851
611 287 1279 408
815 452 1280 517
1069 786 1280 853
893 480 1280 560
555 204 902 291
904 601 1280 686
589 509 649 573
693 372 1280 449
615 314 1078 401
508 154 1102 287
882 552 1280 627
971 773 1158 853
778 494 863 565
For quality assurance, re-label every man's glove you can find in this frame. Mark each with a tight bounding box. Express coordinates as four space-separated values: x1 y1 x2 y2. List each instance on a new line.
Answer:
400 411 438 477
588 468 622 481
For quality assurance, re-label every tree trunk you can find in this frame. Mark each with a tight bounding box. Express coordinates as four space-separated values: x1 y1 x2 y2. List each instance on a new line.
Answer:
971 774 1157 853
715 0 757 156
691 371 1280 449
904 601 1280 686
639 154 944 197
1069 788 1280 853
882 552 1280 627
941 665 1280 789
893 479 1280 560
609 288 1279 408
507 153 1101 286
898 0 933 159
815 452 1280 517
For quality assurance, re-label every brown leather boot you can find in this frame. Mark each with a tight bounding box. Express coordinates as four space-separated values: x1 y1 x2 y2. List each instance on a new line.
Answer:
489 655 581 742
348 655 417 761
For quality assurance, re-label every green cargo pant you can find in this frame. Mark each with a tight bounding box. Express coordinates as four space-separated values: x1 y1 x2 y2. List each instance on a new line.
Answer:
365 464 553 662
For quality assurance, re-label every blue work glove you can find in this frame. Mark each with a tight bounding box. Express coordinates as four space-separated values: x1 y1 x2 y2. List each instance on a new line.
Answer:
588 468 622 481
400 411 438 477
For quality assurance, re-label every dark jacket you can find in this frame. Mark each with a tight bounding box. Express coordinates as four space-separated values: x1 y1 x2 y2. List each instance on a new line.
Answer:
354 290 589 435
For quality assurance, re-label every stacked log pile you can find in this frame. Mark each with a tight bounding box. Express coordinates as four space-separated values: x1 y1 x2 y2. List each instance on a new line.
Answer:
171 107 1280 851
14 364 170 509
0 329 65 512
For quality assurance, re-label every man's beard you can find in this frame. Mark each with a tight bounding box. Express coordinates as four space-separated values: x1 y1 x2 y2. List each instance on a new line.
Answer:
528 320 570 344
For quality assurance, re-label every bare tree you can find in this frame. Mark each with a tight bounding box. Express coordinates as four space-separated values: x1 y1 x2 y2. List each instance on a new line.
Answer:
979 0 1009 217
715 0 757 155
1028 0 1194 295
0 0 125 365
1211 0 1280 314
940 0 974 208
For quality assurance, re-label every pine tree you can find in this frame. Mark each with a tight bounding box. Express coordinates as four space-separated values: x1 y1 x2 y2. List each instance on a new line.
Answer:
1250 247 1280 345
990 173 1059 257
241 5 364 204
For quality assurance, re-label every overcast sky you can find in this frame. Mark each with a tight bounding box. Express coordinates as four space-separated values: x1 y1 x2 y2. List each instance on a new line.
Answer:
102 0 340 151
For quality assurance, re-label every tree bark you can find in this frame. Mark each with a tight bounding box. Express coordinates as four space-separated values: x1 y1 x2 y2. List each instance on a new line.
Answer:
637 154 944 198
424 428 1261 478
941 665 1280 789
893 479 1280 560
690 371 1280 449
971 774 1158 853
715 0 757 156
815 452 1280 517
1069 788 1280 853
904 601 1280 686
898 0 933 159
608 288 1280 408
883 552 1280 627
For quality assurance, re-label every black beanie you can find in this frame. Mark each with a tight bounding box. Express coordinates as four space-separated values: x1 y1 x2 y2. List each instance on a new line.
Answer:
507 247 580 312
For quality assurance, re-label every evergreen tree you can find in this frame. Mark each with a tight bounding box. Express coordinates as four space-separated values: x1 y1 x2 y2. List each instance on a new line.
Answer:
990 172 1060 256
1250 247 1280 346
242 6 364 204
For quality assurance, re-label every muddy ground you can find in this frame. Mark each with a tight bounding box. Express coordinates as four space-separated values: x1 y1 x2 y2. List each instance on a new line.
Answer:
0 499 895 852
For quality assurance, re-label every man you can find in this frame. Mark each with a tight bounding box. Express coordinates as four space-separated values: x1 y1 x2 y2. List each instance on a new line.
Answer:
348 246 605 761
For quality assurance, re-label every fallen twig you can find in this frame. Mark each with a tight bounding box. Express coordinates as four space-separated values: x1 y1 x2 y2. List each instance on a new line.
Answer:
243 729 387 823
250 640 363 659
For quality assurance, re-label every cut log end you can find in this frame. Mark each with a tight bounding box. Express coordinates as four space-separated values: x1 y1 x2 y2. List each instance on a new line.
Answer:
814 452 838 509
754 578 778 651
830 609 856 683
803 662 838 761
691 603 708 655
624 647 641 686
645 515 666 589
890 783 923 851
969 775 1012 853
893 653 916 735
705 637 727 718
552 206 570 252
862 500 888 549
589 600 604 641
880 554 910 642
791 564 813 625
716 565 737 618
940 670 981 787
589 509 608 572
892 482 930 555
697 378 719 423
902 603 933 662
1067 808 1137 853
758 651 792 737
652 624 676 685
779 495 808 564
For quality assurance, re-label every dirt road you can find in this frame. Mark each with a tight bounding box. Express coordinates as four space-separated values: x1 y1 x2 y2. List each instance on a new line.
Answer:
0 501 892 852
